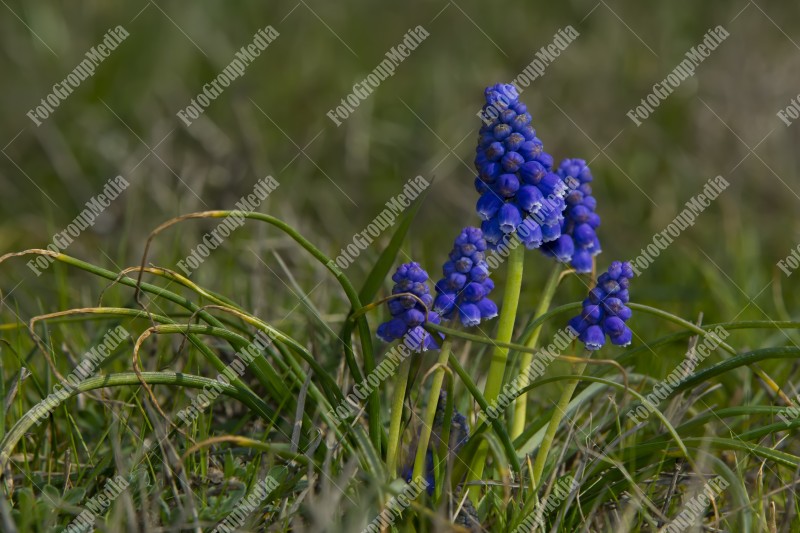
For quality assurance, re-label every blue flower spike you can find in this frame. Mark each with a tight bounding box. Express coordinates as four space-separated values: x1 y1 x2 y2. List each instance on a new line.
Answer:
541 158 602 273
569 261 634 350
433 227 498 327
377 262 442 351
474 83 568 250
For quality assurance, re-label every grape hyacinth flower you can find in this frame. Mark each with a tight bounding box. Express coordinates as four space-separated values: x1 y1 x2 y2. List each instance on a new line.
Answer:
433 227 498 327
377 262 442 351
568 261 634 350
474 83 568 249
541 158 602 273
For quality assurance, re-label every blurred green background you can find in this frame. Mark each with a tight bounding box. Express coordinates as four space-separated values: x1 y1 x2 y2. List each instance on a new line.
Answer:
1 0 799 349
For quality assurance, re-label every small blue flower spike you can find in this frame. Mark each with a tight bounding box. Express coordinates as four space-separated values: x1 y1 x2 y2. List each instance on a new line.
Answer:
433 227 498 327
377 262 442 351
541 158 602 273
569 261 634 350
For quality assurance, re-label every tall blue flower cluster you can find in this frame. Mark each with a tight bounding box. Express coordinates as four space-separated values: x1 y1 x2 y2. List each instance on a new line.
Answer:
541 158 601 273
433 227 498 327
377 262 442 351
473 83 567 249
569 261 634 350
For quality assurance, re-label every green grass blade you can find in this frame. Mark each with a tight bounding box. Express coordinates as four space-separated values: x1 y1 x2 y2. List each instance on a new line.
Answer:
0 371 269 472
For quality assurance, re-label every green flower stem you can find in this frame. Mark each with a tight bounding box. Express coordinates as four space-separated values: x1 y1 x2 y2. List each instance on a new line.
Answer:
531 348 591 488
386 356 413 476
411 338 452 482
482 245 526 412
468 244 525 502
511 264 562 439
443 350 521 475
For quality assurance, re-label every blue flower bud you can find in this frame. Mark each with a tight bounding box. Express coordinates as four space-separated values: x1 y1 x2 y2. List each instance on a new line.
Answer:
493 124 512 141
379 317 408 340
479 162 501 183
477 298 498 319
621 262 635 279
496 174 520 198
600 278 620 296
536 152 554 169
610 326 633 346
501 151 525 172
518 219 543 249
588 287 605 304
447 272 467 291
477 193 504 221
519 161 546 185
396 295 416 310
519 125 537 141
603 316 626 336
571 250 593 273
544 234 574 262
486 142 505 161
455 256 473 273
581 325 605 350
404 308 425 327
505 132 526 152
498 203 522 233
463 282 485 302
573 225 596 249
433 293 456 314
565 189 584 205
387 297 406 316
581 302 603 324
516 186 544 212
485 83 518 106
512 112 531 129
602 297 624 316
571 205 591 223
569 315 588 335
459 304 482 327
481 278 495 293
460 243 477 256
481 218 504 245
470 261 489 281
518 141 543 161
539 173 566 197
541 222 561 242
392 278 413 293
